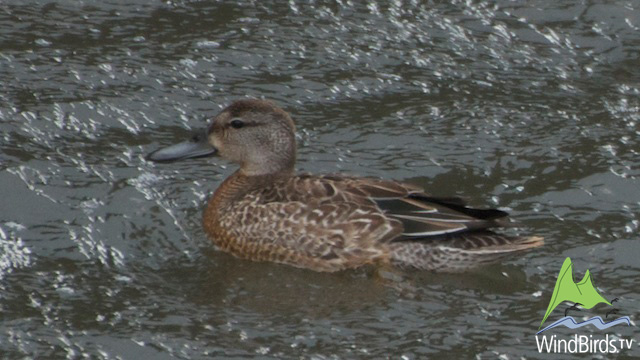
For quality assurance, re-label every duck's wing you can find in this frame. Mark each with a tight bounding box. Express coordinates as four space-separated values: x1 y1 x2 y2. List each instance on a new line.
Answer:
265 174 515 240
326 176 511 241
372 194 508 240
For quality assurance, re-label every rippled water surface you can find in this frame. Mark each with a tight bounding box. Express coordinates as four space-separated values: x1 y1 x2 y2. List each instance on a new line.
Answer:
2 0 639 358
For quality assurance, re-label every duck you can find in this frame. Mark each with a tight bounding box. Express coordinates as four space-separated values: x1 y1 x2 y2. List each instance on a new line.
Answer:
146 99 543 272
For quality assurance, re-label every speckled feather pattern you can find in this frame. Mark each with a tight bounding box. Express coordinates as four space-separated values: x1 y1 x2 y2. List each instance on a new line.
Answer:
204 173 397 271
203 171 543 272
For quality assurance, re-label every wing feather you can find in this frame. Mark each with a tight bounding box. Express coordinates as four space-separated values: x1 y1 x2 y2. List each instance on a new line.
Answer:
258 174 517 244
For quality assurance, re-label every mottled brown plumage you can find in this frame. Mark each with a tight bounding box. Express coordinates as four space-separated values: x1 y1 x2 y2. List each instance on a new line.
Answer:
147 99 543 272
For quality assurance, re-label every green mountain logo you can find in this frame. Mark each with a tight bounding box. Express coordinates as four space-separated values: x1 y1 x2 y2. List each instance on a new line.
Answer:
539 257 611 329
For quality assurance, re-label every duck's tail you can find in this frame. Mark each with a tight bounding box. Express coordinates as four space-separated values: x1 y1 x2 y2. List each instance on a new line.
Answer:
388 233 544 272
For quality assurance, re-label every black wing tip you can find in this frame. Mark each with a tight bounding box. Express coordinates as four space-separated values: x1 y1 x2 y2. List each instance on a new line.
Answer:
408 193 509 220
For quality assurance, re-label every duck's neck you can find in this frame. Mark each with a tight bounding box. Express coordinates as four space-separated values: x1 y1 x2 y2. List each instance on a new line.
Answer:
240 151 296 177
205 168 293 214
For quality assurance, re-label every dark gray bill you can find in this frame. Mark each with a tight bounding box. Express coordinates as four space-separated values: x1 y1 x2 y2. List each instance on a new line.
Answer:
146 130 217 163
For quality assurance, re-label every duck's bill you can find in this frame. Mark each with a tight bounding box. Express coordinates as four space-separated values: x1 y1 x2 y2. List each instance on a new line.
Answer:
146 131 217 163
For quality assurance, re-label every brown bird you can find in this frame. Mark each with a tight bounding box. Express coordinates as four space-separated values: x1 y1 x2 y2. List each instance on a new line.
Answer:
146 99 543 272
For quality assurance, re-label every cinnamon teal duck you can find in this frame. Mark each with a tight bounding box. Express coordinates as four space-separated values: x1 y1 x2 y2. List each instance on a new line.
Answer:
146 99 543 272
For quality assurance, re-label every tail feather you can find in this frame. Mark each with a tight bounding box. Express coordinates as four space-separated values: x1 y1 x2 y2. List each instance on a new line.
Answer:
388 234 544 272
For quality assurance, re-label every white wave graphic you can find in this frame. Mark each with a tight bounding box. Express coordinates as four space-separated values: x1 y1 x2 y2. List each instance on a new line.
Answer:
537 316 631 334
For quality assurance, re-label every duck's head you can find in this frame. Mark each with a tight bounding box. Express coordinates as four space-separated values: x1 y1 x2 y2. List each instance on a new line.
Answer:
146 99 296 176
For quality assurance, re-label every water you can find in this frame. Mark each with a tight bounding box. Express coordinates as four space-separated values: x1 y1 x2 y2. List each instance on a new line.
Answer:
1 0 639 358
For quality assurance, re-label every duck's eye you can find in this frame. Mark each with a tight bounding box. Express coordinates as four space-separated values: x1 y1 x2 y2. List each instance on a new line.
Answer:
230 119 244 129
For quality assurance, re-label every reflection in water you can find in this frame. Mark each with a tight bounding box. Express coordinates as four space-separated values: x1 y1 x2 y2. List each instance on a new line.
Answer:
1 0 639 358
